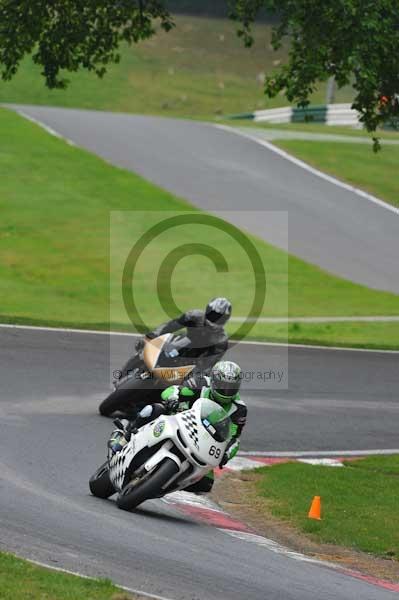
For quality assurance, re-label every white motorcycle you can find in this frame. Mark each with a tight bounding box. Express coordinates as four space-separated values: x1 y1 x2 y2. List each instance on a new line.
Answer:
89 397 232 511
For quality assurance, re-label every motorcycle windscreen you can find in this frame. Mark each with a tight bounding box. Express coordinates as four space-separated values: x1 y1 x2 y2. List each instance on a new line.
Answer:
200 399 232 443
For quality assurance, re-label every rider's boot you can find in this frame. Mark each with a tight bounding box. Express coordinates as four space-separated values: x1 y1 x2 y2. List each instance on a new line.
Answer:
107 419 131 455
107 430 128 455
183 471 214 494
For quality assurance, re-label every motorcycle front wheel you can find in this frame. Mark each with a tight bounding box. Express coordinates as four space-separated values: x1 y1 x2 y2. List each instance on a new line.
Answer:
117 459 179 511
89 462 115 498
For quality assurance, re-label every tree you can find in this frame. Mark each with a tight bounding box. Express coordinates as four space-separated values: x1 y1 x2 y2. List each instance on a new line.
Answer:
0 1 173 89
230 0 399 148
0 1 398 146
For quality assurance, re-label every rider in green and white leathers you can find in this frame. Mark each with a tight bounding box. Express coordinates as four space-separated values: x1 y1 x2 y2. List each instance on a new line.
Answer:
162 378 246 463
161 362 247 492
108 361 247 493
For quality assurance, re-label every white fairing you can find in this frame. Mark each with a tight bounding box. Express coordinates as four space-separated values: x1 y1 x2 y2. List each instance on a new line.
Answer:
108 398 231 493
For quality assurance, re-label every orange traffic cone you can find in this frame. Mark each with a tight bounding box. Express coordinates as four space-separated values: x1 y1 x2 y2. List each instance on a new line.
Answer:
308 496 322 520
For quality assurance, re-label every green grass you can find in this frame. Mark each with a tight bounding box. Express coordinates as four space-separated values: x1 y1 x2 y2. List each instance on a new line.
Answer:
0 552 136 600
344 455 399 476
241 321 399 350
0 15 353 119
274 140 399 208
1 107 399 347
254 457 399 560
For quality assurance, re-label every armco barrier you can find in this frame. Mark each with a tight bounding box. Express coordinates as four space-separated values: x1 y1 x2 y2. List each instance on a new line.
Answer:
229 103 361 127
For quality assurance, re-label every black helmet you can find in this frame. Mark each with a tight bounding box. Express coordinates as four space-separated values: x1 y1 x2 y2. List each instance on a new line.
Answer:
205 297 232 325
210 361 241 405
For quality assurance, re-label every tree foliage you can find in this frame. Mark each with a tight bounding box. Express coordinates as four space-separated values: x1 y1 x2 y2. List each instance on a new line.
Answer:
0 0 398 144
229 0 399 147
0 1 173 89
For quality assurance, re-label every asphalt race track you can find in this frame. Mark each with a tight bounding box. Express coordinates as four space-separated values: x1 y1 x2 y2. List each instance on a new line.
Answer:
1 325 398 599
2 105 399 598
7 104 399 294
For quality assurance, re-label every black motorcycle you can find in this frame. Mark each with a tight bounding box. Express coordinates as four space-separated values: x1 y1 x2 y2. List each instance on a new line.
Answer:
99 334 200 417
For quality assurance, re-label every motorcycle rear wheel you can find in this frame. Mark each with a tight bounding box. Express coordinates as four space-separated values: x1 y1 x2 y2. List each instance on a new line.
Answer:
89 462 115 498
117 458 179 511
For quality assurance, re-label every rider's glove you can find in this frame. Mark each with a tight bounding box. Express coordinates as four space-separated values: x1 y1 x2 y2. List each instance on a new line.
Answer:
164 397 180 414
184 376 198 390
163 385 180 413
135 337 145 352
220 452 229 469
220 439 240 468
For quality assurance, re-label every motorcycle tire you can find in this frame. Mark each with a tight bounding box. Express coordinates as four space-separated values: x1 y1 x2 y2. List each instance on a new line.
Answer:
89 462 115 498
98 388 139 417
116 458 179 511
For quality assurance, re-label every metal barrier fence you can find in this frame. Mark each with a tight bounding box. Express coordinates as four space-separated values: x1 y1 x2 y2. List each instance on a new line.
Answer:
229 103 361 127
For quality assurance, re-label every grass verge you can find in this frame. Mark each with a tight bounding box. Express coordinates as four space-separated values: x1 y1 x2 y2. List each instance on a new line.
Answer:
243 321 399 350
252 456 399 561
1 107 399 348
273 140 399 209
0 15 353 119
0 551 139 600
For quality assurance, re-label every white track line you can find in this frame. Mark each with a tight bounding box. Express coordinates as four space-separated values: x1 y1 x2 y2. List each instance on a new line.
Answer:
221 530 399 593
164 490 224 513
1 322 398 354
26 558 175 600
215 124 399 216
298 458 344 467
231 316 399 323
15 110 76 146
0 322 138 337
239 449 399 457
221 530 338 568
225 456 274 471
229 455 347 470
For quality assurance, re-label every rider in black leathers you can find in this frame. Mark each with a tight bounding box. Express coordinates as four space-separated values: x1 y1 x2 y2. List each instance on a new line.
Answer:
119 297 232 380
